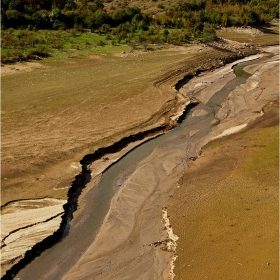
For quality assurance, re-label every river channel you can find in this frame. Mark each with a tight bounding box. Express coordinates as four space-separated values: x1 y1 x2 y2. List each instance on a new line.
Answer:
14 54 269 280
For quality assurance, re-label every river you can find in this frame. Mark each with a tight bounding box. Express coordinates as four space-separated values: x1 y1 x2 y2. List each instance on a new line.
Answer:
13 51 275 280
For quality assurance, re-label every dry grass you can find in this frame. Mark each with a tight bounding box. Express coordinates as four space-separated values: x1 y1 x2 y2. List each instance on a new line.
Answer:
1 24 277 205
216 20 279 46
167 100 279 280
2 45 234 205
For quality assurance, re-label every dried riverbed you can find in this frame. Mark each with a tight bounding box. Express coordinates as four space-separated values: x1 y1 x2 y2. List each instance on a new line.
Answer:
9 46 278 280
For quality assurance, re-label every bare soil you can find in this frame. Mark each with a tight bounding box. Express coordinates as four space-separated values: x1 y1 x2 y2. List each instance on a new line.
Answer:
216 20 279 46
1 44 252 206
1 38 278 278
167 100 279 280
56 48 279 280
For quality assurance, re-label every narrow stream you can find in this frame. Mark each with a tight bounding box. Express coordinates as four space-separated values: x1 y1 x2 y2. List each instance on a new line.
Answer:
15 55 268 280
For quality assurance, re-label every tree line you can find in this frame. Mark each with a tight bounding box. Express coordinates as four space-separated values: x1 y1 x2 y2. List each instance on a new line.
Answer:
1 0 278 32
1 0 278 62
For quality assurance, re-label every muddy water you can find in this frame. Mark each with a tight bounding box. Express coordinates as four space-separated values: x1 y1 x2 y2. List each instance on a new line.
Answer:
15 56 266 280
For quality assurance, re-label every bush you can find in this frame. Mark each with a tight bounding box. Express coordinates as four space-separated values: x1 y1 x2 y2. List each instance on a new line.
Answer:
1 54 8 62
27 46 50 58
53 20 67 30
247 10 260 26
52 40 63 49
202 24 216 41
96 40 105 46
8 50 26 61
6 10 28 28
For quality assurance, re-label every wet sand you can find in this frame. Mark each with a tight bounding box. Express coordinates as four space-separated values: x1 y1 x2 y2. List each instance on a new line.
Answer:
60 47 279 279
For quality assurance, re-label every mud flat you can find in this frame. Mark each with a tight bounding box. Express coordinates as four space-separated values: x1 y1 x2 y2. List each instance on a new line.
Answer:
8 46 277 279
32 47 278 280
3 43 254 278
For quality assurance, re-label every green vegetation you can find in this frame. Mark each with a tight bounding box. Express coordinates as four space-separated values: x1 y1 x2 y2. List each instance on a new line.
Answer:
1 0 278 62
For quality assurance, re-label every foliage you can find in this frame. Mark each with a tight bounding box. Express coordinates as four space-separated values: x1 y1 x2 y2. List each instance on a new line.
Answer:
202 23 217 41
1 0 277 31
1 0 278 62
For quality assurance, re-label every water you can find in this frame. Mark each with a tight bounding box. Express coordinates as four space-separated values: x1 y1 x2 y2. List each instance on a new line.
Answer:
15 55 266 280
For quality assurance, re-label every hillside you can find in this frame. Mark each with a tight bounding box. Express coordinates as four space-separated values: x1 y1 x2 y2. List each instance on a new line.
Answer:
1 0 279 63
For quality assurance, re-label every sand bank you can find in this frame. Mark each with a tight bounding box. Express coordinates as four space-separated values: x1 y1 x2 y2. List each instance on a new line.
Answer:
1 198 66 277
61 47 279 279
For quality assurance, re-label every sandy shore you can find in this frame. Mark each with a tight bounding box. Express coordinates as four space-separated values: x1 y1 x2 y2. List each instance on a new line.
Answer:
59 46 279 279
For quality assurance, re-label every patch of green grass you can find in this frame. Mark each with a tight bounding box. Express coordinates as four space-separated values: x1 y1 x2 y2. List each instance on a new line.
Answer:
1 29 131 62
1 26 194 63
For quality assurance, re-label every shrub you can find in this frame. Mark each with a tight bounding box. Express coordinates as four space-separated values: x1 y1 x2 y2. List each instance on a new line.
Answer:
11 50 25 61
96 40 105 46
52 40 63 49
27 46 50 58
202 24 216 41
1 54 8 62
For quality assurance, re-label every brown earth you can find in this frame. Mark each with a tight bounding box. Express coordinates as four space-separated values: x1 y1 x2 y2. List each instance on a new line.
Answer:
167 99 279 279
56 48 278 280
1 42 257 276
1 37 278 277
1 44 256 206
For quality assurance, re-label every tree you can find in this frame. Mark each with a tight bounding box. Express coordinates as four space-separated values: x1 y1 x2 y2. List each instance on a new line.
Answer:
138 20 149 31
112 7 141 26
8 1 24 12
6 10 28 28
1 9 8 29
53 0 67 10
32 10 50 29
163 29 169 37
86 10 110 32
100 23 111 33
221 13 229 27
202 24 216 41
89 0 104 12
247 10 260 26
51 8 67 29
